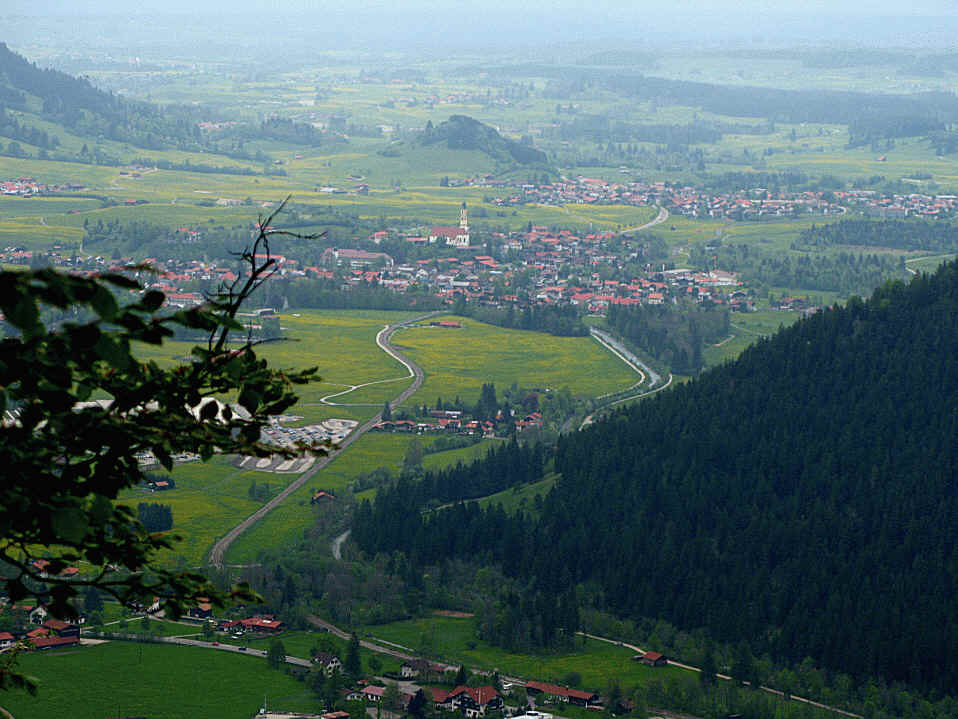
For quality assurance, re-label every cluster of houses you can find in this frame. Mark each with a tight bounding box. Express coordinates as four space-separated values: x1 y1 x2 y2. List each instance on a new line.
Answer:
0 176 86 196
838 189 958 219
456 176 844 219
372 409 543 437
0 601 83 653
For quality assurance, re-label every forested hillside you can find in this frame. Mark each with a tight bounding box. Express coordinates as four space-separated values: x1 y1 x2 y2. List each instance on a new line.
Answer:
419 115 549 166
354 260 958 692
0 42 205 150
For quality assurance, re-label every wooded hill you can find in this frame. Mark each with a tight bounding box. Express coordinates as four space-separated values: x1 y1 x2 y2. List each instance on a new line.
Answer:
354 259 958 693
0 42 206 151
0 42 322 158
419 115 549 166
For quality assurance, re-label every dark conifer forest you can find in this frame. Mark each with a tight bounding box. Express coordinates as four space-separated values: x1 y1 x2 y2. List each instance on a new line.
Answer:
354 259 958 692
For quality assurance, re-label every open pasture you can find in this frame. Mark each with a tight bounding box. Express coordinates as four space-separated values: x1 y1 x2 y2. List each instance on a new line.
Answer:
703 310 801 368
395 315 638 405
225 431 493 564
363 614 687 690
2 641 318 719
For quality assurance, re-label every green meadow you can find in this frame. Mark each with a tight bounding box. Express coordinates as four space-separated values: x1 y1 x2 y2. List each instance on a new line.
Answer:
123 307 639 566
703 310 801 368
396 316 638 405
225 432 494 564
475 474 558 515
2 642 318 719
363 615 687 690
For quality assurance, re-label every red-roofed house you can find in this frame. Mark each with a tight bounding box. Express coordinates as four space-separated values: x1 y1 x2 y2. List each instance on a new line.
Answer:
40 618 80 638
240 617 284 633
360 686 386 702
526 681 599 706
428 686 501 716
640 650 668 666
30 635 80 651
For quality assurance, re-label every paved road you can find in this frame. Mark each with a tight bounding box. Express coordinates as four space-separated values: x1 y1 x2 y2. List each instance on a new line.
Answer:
621 205 669 233
306 615 459 672
208 311 439 567
590 327 659 390
161 635 312 668
580 632 860 717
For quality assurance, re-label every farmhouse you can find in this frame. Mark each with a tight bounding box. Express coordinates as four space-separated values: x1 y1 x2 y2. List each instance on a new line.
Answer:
639 650 668 667
312 651 342 675
40 618 80 638
360 686 386 702
187 602 214 620
29 634 81 651
310 491 335 504
525 681 599 706
427 686 502 716
240 616 285 633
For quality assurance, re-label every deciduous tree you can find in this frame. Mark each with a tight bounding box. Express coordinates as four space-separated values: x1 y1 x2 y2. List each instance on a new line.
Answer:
0 199 321 691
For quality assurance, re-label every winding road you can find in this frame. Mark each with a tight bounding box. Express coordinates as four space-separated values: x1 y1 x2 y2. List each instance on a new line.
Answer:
208 311 439 567
621 205 669 233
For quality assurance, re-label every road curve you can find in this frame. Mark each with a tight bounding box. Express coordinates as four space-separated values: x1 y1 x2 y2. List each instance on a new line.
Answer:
208 311 439 567
620 205 669 234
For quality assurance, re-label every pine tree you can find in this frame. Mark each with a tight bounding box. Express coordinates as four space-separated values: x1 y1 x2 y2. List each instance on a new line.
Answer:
344 632 362 679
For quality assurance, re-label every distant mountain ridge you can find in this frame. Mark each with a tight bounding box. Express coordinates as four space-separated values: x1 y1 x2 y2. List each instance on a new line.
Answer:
418 115 549 166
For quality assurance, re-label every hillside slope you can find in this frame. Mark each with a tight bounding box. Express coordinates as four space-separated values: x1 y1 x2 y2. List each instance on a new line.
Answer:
356 260 958 691
0 42 203 151
418 115 549 166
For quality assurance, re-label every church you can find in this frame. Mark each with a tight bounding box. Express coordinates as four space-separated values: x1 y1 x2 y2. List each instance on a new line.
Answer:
429 204 470 247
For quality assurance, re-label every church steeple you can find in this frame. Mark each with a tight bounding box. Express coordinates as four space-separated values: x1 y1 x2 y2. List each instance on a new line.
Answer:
459 202 468 231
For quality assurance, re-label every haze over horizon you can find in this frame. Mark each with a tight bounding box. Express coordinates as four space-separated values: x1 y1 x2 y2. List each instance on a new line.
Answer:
5 0 958 52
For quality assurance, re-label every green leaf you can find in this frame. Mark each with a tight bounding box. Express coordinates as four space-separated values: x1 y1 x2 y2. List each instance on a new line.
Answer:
8 294 41 334
237 386 262 412
99 273 141 290
140 290 165 312
93 335 132 370
90 285 119 321
67 323 101 349
89 495 113 524
199 400 219 421
52 507 89 544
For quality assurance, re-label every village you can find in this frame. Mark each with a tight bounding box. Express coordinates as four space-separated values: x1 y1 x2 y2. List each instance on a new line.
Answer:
0 591 673 719
6 173 949 324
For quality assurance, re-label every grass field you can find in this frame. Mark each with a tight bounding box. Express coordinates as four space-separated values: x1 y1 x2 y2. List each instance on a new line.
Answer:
2 641 318 719
124 307 637 566
476 474 558 515
213 629 403 676
703 310 801 368
363 615 688 691
397 316 638 406
225 432 494 564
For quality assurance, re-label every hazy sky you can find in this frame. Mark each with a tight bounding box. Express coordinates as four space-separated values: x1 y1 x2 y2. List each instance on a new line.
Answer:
6 0 958 14
5 0 958 52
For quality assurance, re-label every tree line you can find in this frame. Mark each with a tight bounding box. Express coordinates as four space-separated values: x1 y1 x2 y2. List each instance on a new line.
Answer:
353 260 958 697
606 300 729 375
137 503 173 533
794 219 958 253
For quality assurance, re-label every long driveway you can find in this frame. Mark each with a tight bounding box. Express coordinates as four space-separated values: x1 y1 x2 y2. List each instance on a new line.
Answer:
208 311 439 567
